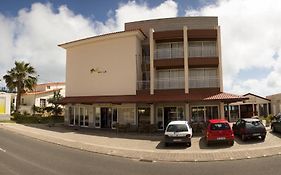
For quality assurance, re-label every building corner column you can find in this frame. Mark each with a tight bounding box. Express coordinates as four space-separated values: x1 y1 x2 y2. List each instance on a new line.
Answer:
149 28 155 95
217 26 223 92
183 26 189 94
220 102 225 120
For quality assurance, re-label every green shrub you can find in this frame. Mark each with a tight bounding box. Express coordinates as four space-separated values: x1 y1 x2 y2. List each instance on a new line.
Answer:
11 113 64 124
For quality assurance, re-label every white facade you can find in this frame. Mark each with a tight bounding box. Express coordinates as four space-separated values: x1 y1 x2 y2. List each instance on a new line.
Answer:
20 82 65 114
0 92 16 120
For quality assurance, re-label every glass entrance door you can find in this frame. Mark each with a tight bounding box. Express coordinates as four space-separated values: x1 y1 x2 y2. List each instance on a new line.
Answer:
101 107 112 128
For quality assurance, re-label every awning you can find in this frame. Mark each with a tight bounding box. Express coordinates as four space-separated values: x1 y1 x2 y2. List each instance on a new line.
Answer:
58 91 247 105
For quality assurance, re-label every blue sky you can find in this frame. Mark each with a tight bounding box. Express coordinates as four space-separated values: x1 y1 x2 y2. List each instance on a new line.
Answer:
0 0 215 19
0 0 280 96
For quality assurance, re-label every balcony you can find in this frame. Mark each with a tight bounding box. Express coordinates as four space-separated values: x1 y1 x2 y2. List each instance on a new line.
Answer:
155 77 184 90
154 42 184 60
188 41 217 57
137 80 150 90
189 77 219 88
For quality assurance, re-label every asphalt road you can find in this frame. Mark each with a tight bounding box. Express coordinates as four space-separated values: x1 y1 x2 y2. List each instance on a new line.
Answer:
1 128 281 175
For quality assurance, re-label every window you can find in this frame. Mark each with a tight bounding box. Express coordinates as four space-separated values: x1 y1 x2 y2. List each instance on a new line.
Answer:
189 41 217 57
155 42 183 59
167 124 188 132
69 106 74 125
118 108 135 125
47 86 51 89
189 68 219 88
156 69 184 89
40 99 46 108
210 123 230 130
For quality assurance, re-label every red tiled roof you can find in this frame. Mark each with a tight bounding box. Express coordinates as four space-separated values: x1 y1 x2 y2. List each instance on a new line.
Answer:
204 92 248 101
58 91 247 105
23 88 62 95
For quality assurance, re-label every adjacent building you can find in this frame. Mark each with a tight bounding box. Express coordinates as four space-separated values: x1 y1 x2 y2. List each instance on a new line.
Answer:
59 17 246 130
267 93 281 116
0 92 16 120
225 93 271 122
20 82 65 114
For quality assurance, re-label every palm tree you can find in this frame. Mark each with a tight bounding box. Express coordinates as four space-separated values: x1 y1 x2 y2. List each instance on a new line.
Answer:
3 61 38 112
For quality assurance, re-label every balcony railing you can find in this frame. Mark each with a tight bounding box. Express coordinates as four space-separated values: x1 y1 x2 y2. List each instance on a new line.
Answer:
155 77 184 89
137 80 150 90
154 42 184 59
189 77 219 88
189 41 217 57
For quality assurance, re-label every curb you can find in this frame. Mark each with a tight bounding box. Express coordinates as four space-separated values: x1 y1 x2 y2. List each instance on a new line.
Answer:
1 123 281 162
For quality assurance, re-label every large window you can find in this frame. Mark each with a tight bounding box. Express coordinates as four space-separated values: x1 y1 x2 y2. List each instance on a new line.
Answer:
189 68 219 88
156 69 184 89
118 108 135 125
155 42 183 59
189 41 217 57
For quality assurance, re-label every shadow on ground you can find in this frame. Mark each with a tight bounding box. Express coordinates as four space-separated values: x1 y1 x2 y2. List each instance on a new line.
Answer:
21 123 163 141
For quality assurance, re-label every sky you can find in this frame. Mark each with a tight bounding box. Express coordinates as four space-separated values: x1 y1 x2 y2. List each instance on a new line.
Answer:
0 0 280 97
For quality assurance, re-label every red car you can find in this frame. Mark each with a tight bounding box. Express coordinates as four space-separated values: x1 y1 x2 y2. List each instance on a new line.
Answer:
205 119 234 146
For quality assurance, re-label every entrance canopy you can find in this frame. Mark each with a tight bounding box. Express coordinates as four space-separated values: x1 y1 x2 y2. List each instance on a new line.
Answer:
58 91 247 105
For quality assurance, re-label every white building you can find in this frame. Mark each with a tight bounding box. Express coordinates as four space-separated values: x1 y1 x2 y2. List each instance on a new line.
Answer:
20 82 65 114
0 92 16 120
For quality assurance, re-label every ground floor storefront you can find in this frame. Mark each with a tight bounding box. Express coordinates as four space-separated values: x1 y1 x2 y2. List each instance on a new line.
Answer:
64 102 226 131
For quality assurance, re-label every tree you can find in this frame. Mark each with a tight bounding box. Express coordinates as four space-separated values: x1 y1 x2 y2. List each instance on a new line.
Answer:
46 90 63 116
3 61 37 112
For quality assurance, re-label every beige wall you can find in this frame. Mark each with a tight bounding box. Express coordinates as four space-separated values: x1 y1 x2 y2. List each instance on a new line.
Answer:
267 93 281 115
65 33 143 97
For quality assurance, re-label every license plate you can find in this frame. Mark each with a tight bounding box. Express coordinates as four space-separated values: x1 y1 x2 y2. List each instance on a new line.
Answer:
173 139 182 142
217 137 226 140
253 133 260 136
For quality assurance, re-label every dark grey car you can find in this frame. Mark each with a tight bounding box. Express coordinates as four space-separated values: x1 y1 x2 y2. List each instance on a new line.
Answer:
232 118 266 141
271 118 281 133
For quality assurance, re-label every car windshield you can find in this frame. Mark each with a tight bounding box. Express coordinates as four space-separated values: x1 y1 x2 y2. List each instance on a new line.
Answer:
167 124 188 132
210 123 230 130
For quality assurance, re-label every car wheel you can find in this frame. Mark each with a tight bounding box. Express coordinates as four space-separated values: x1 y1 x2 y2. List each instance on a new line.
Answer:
206 140 210 146
241 134 247 141
229 140 234 146
261 136 266 141
187 142 191 147
164 142 169 147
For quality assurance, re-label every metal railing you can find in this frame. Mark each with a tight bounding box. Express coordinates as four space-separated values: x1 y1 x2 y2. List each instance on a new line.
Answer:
155 77 185 89
154 42 184 59
189 77 219 88
189 41 217 57
137 80 150 90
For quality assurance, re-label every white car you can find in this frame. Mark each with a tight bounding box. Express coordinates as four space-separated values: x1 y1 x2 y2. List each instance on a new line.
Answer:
164 121 193 147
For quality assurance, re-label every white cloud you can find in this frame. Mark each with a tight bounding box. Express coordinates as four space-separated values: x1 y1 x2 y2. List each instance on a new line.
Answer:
186 0 281 96
0 1 177 86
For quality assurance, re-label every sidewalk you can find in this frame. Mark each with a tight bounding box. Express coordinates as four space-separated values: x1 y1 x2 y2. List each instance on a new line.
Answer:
1 123 281 162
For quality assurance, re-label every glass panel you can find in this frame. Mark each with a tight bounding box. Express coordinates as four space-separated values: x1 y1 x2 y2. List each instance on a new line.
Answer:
112 108 118 128
75 106 79 126
95 107 101 128
189 41 216 57
138 107 150 124
85 108 89 126
117 108 135 125
177 107 184 120
189 68 219 88
80 107 84 126
157 107 164 130
191 106 205 122
69 106 74 125
206 106 218 121
229 105 239 122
